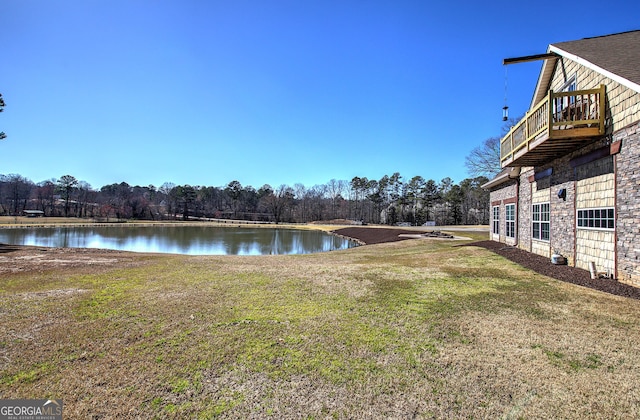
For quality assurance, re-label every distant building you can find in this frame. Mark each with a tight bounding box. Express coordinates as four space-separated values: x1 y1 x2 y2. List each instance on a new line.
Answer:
483 30 640 286
23 210 45 217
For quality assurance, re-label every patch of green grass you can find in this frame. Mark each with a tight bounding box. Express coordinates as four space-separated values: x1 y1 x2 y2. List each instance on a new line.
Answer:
570 353 604 371
170 378 190 394
150 397 163 409
544 349 565 365
1 362 55 386
539 346 606 372
197 392 245 418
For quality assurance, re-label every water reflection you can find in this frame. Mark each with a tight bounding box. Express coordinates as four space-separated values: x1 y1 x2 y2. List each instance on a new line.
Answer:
0 226 357 255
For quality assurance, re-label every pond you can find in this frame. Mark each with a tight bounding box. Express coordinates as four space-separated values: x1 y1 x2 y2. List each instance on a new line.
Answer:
0 225 358 255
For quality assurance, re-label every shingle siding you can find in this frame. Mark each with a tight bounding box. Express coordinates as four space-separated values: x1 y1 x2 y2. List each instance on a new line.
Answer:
551 56 640 131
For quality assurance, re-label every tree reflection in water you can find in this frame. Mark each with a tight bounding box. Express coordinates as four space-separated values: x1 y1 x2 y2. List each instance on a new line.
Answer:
0 226 358 255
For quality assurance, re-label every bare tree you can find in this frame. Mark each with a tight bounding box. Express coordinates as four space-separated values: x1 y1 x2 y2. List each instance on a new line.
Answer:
293 183 308 222
36 180 56 215
464 136 501 178
158 182 175 218
308 184 327 221
2 174 33 215
262 184 294 224
466 116 524 179
326 179 344 220
75 181 93 217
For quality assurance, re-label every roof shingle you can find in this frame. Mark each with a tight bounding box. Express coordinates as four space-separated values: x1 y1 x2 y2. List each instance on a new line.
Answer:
551 30 640 87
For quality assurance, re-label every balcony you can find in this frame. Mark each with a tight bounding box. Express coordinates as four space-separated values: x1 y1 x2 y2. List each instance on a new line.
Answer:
500 85 606 167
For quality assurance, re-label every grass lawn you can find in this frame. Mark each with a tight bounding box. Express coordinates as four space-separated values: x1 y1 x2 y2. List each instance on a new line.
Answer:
1 231 639 418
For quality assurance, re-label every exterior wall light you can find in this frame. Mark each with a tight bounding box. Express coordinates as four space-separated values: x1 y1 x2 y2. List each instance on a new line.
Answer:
558 188 566 200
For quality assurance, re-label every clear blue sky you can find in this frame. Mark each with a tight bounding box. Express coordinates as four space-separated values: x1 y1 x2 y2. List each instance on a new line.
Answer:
1 0 638 190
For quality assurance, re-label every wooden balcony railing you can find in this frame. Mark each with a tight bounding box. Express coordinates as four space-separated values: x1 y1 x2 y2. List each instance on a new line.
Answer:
500 84 606 167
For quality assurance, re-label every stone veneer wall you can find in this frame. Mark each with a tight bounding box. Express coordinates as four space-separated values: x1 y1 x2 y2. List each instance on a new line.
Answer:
517 168 533 251
547 153 577 266
614 121 640 286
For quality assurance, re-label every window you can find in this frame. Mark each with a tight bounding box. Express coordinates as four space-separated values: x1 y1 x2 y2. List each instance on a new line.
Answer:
505 204 515 238
560 75 577 93
577 208 615 230
532 203 550 241
554 74 577 120
492 206 500 235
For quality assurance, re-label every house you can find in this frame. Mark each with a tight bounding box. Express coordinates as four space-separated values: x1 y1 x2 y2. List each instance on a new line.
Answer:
482 30 640 287
23 210 45 217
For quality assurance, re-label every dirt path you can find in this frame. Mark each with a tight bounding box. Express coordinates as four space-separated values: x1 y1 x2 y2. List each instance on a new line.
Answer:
0 245 140 275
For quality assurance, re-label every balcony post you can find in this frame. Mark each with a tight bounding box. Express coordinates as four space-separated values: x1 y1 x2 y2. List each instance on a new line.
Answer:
598 84 606 134
547 90 554 137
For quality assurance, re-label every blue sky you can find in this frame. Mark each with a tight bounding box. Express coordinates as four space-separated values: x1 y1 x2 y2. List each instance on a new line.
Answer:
1 1 638 190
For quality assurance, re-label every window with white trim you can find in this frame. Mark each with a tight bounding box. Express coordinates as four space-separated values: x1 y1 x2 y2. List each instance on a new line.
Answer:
577 207 615 230
532 203 550 241
492 206 500 235
505 204 515 238
553 74 577 120
560 74 577 93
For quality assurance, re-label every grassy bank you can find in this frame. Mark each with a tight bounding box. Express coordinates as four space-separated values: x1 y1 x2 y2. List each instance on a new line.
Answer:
1 233 639 418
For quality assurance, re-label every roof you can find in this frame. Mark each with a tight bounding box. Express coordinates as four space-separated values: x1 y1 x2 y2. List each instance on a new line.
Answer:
553 30 640 86
481 167 521 190
532 30 640 107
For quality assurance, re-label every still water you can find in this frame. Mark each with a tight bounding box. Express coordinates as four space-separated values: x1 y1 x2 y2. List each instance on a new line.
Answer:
0 225 358 255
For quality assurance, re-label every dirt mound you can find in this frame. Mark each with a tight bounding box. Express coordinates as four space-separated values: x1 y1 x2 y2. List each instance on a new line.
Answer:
332 227 428 245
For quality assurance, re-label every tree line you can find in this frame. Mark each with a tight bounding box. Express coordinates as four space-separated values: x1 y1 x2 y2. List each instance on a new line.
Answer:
0 173 490 226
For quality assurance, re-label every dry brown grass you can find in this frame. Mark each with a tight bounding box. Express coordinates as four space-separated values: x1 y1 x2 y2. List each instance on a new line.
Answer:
1 235 639 418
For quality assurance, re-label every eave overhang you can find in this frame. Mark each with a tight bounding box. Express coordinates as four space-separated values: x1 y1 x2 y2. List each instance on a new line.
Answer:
530 44 640 108
481 167 521 190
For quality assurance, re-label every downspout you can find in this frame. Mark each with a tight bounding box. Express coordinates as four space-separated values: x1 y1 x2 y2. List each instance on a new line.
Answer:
529 175 533 251
573 167 577 268
509 166 521 247
614 150 618 279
